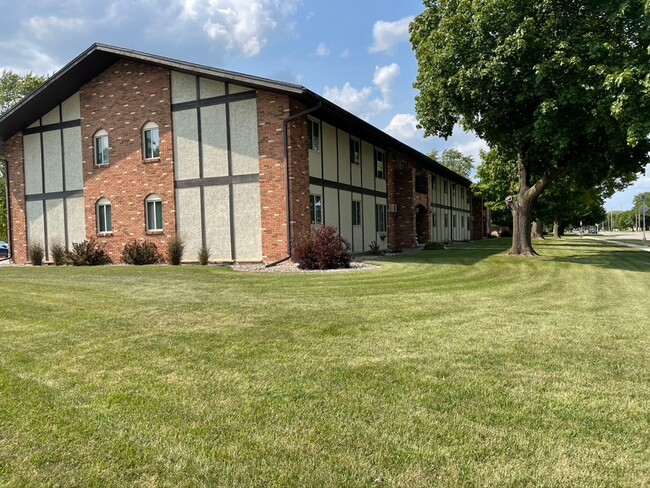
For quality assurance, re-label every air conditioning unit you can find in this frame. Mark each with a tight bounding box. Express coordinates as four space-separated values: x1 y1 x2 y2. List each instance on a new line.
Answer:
389 203 398 213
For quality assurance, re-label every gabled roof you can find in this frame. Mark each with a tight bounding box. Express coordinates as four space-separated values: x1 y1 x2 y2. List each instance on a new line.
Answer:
0 43 471 186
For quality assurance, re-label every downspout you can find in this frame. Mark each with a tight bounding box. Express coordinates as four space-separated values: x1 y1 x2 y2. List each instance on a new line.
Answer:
266 100 322 267
1 152 11 262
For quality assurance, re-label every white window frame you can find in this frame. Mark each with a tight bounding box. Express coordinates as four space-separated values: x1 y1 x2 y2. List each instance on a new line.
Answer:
143 122 160 160
310 194 323 225
308 118 320 152
376 204 387 233
350 137 361 166
94 130 110 166
352 200 362 226
145 194 163 232
375 149 386 180
96 198 112 234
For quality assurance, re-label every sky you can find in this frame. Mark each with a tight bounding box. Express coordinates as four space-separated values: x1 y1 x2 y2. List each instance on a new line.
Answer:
0 0 646 211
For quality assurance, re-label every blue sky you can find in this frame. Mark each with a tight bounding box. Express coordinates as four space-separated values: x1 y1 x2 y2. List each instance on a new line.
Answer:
1 0 646 210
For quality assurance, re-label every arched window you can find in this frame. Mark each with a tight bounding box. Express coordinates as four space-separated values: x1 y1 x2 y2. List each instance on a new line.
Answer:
145 194 163 232
142 122 160 160
94 129 110 166
97 198 112 234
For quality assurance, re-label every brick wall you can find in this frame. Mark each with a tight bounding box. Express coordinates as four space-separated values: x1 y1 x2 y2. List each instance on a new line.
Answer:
387 150 418 250
4 133 28 263
80 60 176 262
256 92 310 262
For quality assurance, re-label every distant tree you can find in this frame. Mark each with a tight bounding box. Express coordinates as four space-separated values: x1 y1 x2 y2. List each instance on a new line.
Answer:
411 0 650 256
439 148 474 178
0 70 47 243
473 147 516 227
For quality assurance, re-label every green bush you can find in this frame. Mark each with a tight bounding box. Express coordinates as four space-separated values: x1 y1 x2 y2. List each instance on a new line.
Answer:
67 239 111 266
293 226 351 270
122 240 163 265
198 246 211 265
29 242 44 266
50 242 66 266
423 241 445 250
167 235 185 265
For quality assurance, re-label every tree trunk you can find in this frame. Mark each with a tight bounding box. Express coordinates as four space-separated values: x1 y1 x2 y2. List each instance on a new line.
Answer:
531 219 544 239
505 151 557 256
553 220 561 239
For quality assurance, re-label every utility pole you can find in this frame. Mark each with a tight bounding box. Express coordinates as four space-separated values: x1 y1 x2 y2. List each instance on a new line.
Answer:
642 195 647 241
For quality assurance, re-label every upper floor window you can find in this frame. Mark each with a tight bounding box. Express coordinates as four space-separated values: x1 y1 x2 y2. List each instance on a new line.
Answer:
352 200 362 226
376 204 387 232
310 194 323 225
452 185 456 197
350 137 360 166
143 122 160 160
308 118 320 152
444 180 448 194
96 198 112 234
94 130 110 166
432 176 436 192
375 149 386 180
145 194 163 232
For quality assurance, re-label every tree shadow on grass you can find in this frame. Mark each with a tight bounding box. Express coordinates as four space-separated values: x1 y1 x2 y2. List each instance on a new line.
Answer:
375 238 511 266
546 243 650 272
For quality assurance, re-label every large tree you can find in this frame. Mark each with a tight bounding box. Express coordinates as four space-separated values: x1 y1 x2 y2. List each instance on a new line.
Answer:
430 148 474 178
0 70 47 242
411 0 650 256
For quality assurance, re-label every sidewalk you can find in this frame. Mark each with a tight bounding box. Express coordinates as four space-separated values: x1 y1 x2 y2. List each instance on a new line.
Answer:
584 236 650 252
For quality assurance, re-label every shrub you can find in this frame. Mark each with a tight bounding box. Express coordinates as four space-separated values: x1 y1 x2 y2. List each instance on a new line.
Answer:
293 225 351 270
423 241 445 250
167 235 185 265
122 240 163 265
198 246 210 265
367 240 384 256
50 242 67 266
66 239 111 266
29 242 44 266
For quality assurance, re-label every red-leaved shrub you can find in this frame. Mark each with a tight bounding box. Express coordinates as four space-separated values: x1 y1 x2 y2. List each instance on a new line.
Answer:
292 226 352 270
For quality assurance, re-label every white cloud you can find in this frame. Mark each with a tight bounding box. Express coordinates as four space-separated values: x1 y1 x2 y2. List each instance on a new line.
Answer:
0 40 60 74
323 63 400 121
316 42 330 57
369 16 414 54
25 16 86 40
454 138 489 163
384 114 425 140
339 48 351 59
178 0 302 57
372 63 400 97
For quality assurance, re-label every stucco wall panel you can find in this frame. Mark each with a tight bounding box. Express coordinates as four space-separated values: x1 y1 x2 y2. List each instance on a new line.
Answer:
61 93 81 121
201 105 228 178
176 187 203 259
361 141 374 190
323 123 337 181
232 182 262 261
230 99 259 176
63 127 83 191
324 187 338 228
339 190 352 245
66 196 86 246
337 130 350 185
41 106 60 126
45 199 66 251
171 71 197 104
26 201 45 248
229 84 253 94
43 130 63 193
204 185 232 261
362 195 375 251
24 134 42 195
200 78 225 99
173 109 200 180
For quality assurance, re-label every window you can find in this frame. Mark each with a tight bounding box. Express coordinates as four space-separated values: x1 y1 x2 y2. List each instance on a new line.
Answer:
94 130 109 166
376 204 387 232
143 122 160 160
375 149 386 180
432 213 436 228
308 118 320 152
350 137 360 166
444 213 449 228
310 194 322 225
461 215 465 229
96 198 112 234
352 200 362 226
453 214 457 228
444 180 448 194
432 176 436 192
452 185 456 197
145 194 163 232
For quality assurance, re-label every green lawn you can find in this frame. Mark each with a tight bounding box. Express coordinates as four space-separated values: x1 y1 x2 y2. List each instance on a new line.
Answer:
1 238 649 487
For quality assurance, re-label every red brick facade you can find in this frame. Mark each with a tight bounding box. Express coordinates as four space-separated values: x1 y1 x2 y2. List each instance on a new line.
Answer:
80 60 176 261
387 150 418 250
4 133 28 263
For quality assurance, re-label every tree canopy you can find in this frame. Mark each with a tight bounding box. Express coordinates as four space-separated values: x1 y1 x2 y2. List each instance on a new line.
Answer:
0 70 47 242
411 0 650 255
435 148 474 179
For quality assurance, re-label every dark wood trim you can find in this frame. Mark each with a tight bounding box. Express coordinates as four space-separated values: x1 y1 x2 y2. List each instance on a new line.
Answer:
25 189 84 202
175 173 259 189
171 91 256 112
225 84 237 261
310 177 387 199
23 119 81 135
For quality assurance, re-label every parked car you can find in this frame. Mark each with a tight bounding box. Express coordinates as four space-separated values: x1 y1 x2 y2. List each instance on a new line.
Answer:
0 241 9 258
